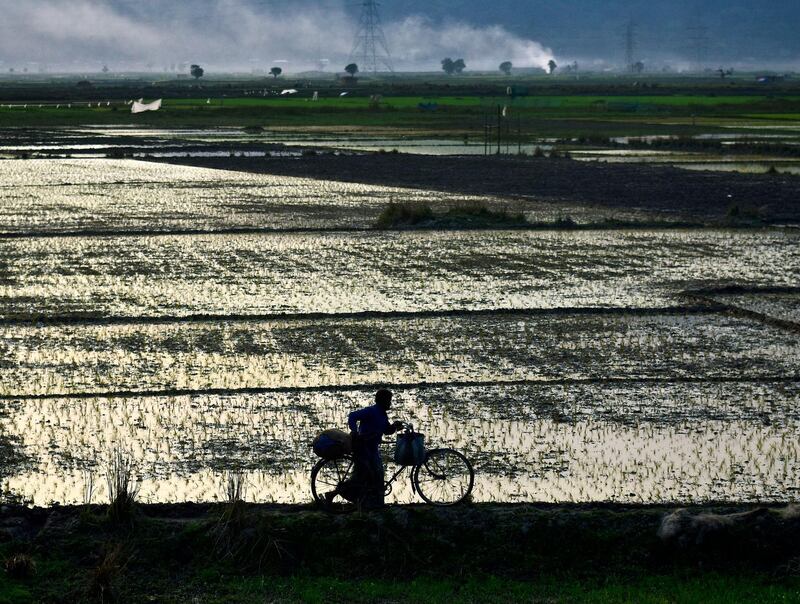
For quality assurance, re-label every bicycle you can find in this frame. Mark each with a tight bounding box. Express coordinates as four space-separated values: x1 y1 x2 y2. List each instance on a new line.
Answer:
311 423 474 511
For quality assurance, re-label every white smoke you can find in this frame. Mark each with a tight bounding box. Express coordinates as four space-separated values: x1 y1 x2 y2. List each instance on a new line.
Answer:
0 0 554 72
389 17 554 71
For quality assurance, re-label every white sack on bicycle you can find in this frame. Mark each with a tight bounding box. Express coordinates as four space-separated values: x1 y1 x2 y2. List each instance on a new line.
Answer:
312 429 353 460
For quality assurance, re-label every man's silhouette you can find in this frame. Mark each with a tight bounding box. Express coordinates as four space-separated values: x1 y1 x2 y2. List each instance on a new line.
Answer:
345 389 403 508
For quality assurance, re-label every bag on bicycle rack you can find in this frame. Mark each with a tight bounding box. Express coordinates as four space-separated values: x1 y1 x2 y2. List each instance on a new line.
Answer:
394 433 426 466
312 429 352 460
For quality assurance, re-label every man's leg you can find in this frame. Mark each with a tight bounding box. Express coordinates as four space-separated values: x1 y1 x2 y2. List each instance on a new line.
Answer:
373 452 385 507
364 448 385 509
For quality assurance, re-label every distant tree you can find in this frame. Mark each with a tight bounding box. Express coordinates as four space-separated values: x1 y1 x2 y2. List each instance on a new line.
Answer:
102 65 109 74
453 58 466 74
563 61 579 74
499 61 513 75
547 59 557 75
270 67 283 79
190 64 204 80
718 67 734 79
632 61 644 74
441 58 455 75
345 63 359 76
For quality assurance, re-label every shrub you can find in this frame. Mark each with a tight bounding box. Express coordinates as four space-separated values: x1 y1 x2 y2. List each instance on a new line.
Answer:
376 202 434 228
89 544 128 603
4 553 36 579
554 215 579 229
376 202 528 229
444 204 526 224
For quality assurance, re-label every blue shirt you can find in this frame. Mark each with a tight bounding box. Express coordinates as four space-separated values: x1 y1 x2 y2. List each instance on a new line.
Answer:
348 404 392 451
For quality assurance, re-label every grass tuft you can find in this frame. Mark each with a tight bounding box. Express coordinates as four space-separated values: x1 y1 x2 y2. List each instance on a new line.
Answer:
105 449 139 524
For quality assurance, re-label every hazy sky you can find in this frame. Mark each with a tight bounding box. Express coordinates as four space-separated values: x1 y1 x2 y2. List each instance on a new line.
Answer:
0 0 796 72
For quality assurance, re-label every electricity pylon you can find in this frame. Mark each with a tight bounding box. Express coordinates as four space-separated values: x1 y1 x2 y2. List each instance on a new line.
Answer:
624 19 637 72
687 24 709 71
350 0 394 73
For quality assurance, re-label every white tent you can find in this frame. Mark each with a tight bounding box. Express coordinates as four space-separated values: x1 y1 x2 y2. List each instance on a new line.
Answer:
131 99 162 114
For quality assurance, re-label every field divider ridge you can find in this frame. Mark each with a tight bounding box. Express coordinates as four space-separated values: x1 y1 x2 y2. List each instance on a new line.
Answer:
681 287 800 334
0 305 725 327
0 226 375 240
2 376 798 402
0 223 753 240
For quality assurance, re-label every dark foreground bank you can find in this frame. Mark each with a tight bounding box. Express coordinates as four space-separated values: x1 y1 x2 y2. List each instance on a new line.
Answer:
1 503 798 603
154 154 800 225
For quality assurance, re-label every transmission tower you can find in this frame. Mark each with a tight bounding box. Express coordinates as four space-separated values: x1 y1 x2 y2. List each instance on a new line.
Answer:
623 19 638 72
350 0 394 73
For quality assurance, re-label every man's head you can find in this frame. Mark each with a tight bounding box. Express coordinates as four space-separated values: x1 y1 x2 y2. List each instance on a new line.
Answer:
375 388 393 410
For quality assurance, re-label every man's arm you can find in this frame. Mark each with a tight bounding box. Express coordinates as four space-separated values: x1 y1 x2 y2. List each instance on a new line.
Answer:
384 420 404 436
348 408 368 433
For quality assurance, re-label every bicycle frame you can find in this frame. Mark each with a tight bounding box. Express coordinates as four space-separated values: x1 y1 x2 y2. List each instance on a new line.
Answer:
381 460 421 497
381 422 425 497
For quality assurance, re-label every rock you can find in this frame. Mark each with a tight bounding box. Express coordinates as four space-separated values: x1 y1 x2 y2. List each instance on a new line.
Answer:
658 506 800 555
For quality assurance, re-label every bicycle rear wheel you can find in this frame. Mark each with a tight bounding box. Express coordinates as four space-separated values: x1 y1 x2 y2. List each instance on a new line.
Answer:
311 455 356 513
413 448 474 506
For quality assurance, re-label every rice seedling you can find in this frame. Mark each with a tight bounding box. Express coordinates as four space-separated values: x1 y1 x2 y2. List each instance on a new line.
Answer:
83 470 95 505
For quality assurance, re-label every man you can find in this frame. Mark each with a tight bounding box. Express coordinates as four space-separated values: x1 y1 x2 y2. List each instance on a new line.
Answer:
345 389 403 509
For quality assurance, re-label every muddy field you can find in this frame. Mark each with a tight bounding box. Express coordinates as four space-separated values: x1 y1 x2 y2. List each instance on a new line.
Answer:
156 153 800 224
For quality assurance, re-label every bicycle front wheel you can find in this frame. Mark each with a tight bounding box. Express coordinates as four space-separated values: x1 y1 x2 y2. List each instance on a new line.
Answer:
413 448 474 506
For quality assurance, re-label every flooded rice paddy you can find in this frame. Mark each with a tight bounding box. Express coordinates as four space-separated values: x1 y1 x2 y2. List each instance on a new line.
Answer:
1 228 798 317
6 126 800 175
2 383 799 506
0 159 660 233
2 313 798 398
0 158 798 506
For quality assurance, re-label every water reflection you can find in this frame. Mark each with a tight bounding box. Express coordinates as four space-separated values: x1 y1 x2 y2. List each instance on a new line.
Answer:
1 230 798 318
1 313 798 398
2 383 797 506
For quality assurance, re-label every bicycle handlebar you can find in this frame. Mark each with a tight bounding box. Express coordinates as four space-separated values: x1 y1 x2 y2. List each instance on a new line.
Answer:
398 421 415 434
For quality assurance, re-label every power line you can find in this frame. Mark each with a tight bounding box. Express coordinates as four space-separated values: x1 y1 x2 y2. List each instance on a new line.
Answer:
350 0 393 73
